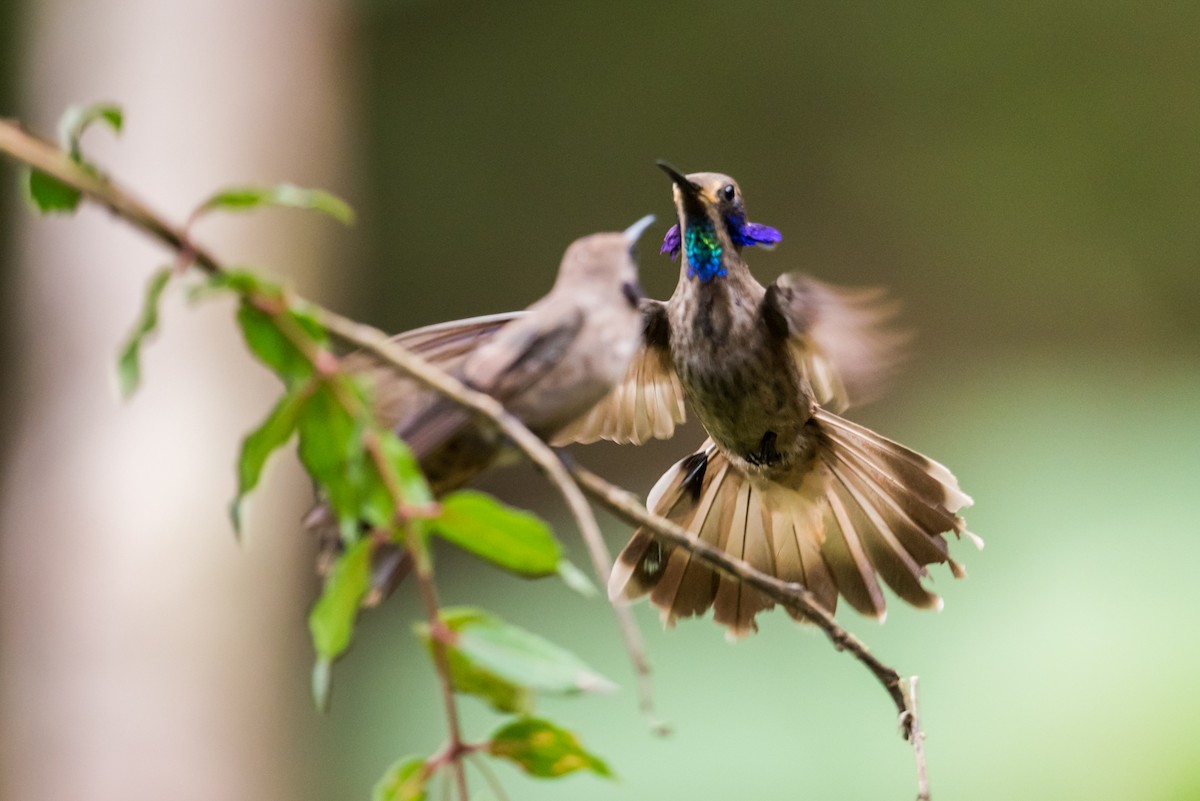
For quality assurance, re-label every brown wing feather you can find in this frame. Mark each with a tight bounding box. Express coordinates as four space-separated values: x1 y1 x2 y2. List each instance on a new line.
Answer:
551 299 684 446
764 274 909 411
341 312 523 432
397 311 585 457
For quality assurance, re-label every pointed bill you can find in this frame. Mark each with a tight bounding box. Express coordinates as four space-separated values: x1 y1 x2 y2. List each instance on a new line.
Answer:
623 214 656 244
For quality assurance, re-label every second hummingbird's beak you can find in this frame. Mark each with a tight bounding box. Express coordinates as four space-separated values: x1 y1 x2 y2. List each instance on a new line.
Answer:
656 160 701 199
623 214 656 245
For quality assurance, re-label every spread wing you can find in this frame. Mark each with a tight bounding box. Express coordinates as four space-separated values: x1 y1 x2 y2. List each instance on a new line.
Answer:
340 311 524 432
762 274 908 412
376 311 525 368
399 309 585 457
550 299 686 446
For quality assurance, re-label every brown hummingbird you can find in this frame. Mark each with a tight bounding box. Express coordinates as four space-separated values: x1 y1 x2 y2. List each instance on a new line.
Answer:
559 165 979 635
308 216 656 602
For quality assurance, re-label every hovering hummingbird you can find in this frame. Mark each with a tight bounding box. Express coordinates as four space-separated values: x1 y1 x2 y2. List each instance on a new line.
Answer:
308 216 656 602
557 165 979 635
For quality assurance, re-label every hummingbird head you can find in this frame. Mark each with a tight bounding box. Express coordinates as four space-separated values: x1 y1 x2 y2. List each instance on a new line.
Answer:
554 214 654 307
656 162 782 283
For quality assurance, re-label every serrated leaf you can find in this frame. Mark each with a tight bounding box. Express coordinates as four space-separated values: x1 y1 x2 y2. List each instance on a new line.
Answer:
435 607 615 711
488 717 612 779
115 267 172 398
25 168 82 213
429 491 561 577
230 384 311 534
57 101 123 161
308 537 372 709
194 183 355 225
373 755 429 801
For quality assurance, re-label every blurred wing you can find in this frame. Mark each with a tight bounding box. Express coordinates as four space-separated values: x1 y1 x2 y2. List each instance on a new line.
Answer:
762 274 909 412
465 308 585 400
400 309 585 456
551 299 686 446
340 311 524 433
386 311 525 368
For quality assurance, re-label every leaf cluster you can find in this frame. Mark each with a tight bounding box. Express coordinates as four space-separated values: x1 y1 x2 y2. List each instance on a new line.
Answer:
43 103 619 800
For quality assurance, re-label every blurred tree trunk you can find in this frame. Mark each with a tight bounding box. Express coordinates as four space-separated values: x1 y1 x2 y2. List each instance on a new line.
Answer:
0 2 356 799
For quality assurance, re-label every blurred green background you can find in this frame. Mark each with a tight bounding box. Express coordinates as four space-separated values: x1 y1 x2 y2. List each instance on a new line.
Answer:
3 2 1199 799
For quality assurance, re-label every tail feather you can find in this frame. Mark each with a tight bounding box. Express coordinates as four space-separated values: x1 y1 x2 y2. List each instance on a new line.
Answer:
610 409 976 636
816 410 973 514
825 447 950 566
712 481 776 634
831 462 941 609
647 453 726 617
813 407 977 616
612 443 812 636
821 483 888 618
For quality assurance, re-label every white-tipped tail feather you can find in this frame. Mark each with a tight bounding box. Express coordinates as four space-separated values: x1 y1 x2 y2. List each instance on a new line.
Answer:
610 410 977 636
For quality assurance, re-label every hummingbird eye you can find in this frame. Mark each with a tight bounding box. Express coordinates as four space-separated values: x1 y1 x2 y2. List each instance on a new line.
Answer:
720 184 736 202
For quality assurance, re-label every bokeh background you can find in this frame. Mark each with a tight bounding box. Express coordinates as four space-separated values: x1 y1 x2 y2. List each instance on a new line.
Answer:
2 2 1198 800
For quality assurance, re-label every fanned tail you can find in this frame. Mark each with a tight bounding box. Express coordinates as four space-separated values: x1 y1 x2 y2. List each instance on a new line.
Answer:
610 411 978 636
609 440 833 637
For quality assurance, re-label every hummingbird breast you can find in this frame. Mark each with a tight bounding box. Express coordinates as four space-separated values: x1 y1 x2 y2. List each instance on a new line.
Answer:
670 276 815 472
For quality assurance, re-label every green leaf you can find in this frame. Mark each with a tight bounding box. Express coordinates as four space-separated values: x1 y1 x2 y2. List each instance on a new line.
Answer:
236 302 319 388
24 168 82 214
230 384 311 534
488 717 612 779
556 559 598 598
57 101 123 160
308 537 373 709
196 267 284 300
198 270 331 388
374 429 435 508
372 755 429 801
297 380 369 534
115 267 172 398
417 621 532 714
23 102 123 216
194 183 355 225
427 607 615 712
295 377 413 538
430 491 561 577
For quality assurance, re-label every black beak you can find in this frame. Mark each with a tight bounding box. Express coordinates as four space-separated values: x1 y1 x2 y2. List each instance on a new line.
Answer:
656 160 701 199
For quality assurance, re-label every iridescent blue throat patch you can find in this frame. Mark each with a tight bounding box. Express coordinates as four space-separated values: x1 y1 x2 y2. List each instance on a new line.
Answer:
684 218 725 282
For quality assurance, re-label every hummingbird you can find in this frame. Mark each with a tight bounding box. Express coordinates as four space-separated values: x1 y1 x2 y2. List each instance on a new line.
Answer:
558 165 978 635
308 216 656 602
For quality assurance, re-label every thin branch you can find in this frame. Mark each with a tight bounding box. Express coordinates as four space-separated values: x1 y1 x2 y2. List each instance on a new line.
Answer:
0 117 658 726
365 435 468 799
409 536 470 801
903 677 930 801
467 754 511 801
0 120 220 272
